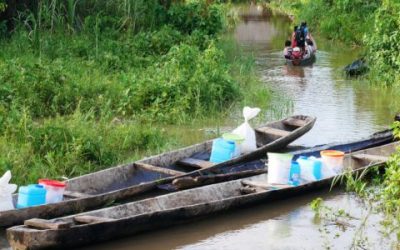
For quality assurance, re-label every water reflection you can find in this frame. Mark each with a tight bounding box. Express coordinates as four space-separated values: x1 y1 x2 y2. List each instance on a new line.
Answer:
283 65 306 78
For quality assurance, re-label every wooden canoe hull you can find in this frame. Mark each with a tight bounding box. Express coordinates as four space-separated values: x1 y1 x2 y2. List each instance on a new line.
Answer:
0 127 393 228
286 53 316 66
7 141 399 250
0 115 316 227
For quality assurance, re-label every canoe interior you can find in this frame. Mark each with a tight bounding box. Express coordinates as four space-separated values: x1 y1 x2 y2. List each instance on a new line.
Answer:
6 115 313 209
6 143 398 250
60 115 315 194
12 141 399 234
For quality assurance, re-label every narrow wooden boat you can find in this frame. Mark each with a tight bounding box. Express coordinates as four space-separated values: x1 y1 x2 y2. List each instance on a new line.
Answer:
286 53 316 66
7 141 399 250
0 115 315 227
286 36 317 66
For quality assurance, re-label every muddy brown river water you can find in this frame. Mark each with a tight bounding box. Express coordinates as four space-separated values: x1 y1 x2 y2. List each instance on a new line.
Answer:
1 4 399 250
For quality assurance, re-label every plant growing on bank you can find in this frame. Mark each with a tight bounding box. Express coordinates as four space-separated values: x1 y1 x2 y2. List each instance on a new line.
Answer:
365 1 400 86
0 1 273 184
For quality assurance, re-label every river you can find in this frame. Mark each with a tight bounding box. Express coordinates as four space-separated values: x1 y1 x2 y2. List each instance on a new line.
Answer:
1 4 399 250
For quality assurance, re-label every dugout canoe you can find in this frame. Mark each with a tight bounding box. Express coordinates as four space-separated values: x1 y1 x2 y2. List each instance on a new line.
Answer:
286 51 316 66
7 141 399 250
0 115 315 227
286 36 317 66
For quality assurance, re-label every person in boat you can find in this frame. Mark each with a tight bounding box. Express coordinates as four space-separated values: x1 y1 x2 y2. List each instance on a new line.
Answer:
284 40 293 59
291 47 302 60
294 25 306 51
303 44 313 59
306 39 316 54
291 26 298 48
301 21 309 39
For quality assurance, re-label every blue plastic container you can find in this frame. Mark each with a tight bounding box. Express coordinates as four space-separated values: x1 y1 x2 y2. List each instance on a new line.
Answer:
297 156 323 181
289 161 301 186
313 160 322 180
17 184 47 209
209 138 235 163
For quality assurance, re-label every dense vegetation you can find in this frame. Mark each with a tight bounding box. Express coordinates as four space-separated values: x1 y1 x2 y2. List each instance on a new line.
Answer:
269 0 400 86
0 0 270 184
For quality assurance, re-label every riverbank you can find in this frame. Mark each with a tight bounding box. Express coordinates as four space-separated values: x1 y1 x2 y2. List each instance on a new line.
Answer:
0 1 274 185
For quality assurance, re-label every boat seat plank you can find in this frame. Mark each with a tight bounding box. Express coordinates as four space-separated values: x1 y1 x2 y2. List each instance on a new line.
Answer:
351 154 389 162
64 191 93 199
177 158 215 169
74 215 115 224
135 163 185 176
256 127 291 137
24 218 71 230
283 118 307 127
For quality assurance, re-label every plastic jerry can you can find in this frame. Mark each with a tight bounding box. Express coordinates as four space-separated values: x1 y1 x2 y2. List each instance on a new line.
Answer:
209 138 236 163
17 184 47 208
289 161 301 186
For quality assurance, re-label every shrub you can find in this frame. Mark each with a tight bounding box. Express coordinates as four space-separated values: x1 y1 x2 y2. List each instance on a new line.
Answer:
167 1 225 36
365 1 400 86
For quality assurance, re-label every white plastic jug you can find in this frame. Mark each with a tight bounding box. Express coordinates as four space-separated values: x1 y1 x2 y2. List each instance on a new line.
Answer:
0 171 17 211
232 107 261 154
267 153 293 184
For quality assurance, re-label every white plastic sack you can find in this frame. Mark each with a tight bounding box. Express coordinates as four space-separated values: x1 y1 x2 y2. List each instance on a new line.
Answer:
232 107 261 154
0 170 17 211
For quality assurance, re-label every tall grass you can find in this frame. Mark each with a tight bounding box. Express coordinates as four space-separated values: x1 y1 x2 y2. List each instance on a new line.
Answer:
0 1 276 184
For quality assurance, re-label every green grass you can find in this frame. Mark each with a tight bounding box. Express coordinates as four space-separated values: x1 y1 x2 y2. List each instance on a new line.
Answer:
0 1 277 185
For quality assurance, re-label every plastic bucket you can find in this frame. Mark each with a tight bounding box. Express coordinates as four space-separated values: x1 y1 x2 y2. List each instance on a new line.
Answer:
222 133 245 157
38 179 66 204
320 150 345 174
267 153 293 184
209 138 236 163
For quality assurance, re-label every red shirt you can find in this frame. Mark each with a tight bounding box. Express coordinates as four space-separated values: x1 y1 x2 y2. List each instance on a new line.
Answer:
291 32 297 48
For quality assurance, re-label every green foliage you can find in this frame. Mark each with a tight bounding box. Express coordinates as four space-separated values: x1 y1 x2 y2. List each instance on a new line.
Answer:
0 110 168 185
0 0 270 184
380 122 400 216
365 1 400 86
167 1 225 36
275 0 379 45
0 0 5 12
